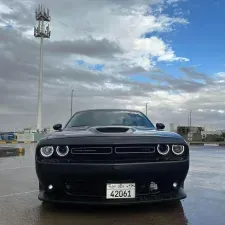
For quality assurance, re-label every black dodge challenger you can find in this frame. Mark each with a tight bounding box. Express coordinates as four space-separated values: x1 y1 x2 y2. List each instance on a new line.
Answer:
35 109 189 205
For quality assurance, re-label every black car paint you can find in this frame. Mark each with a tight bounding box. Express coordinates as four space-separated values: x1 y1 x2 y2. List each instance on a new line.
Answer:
35 110 189 205
36 127 187 153
42 125 185 140
36 159 188 204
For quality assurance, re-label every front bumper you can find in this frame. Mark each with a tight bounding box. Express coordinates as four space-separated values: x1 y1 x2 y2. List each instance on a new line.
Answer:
36 159 189 205
38 188 186 205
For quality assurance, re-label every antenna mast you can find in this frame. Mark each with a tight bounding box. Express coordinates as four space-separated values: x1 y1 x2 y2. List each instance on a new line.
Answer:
34 4 51 131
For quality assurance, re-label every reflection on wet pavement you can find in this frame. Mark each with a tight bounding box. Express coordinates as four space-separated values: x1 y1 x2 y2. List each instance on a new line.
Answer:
1 144 225 225
0 147 25 158
36 201 188 225
0 194 188 225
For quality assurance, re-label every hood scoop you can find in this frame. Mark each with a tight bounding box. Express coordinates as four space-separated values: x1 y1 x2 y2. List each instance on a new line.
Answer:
95 126 133 133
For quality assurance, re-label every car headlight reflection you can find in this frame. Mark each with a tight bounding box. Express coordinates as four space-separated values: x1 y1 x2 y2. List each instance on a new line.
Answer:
172 145 185 155
40 146 54 157
56 146 69 157
157 144 170 155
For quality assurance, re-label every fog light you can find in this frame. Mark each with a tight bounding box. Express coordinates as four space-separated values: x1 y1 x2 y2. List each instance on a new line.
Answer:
173 182 178 188
149 182 158 191
48 185 53 190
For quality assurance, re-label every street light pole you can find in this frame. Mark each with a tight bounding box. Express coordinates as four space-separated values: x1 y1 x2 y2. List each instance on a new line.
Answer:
71 89 74 117
189 109 192 133
145 103 148 117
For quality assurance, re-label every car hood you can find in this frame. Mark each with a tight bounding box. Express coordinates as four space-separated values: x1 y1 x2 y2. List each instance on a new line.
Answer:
46 126 182 140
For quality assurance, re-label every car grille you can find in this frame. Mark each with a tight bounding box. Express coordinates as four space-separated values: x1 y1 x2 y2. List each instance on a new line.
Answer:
71 147 112 154
115 146 155 154
69 145 158 163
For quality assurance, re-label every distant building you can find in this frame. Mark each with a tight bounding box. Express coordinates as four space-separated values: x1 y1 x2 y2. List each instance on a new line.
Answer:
202 130 222 136
176 126 204 141
19 126 53 134
23 128 37 133
201 130 223 141
169 123 175 132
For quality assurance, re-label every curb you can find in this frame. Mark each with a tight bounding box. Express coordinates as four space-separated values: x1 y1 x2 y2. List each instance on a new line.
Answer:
189 143 225 147
0 141 37 144
0 147 25 157
189 142 205 146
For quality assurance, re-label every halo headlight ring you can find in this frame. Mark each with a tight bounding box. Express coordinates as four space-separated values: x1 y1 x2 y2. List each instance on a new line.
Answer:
40 146 54 157
56 145 70 157
157 144 170 155
172 145 185 155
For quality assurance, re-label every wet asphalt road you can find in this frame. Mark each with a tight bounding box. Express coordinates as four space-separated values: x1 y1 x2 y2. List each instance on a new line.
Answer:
1 144 225 225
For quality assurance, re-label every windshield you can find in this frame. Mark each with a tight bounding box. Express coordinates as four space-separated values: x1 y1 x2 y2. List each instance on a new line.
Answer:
65 110 155 128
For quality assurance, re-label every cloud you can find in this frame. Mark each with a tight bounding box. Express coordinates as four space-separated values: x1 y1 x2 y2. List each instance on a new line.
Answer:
133 36 189 62
2 0 225 131
75 59 104 72
179 67 211 83
120 66 148 75
0 3 13 14
45 37 123 58
167 0 182 4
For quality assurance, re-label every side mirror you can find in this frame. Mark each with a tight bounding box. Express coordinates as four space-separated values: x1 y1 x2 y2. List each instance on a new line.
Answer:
53 124 62 131
156 123 165 130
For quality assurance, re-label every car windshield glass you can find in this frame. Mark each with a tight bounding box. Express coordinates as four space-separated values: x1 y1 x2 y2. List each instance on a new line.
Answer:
66 110 155 128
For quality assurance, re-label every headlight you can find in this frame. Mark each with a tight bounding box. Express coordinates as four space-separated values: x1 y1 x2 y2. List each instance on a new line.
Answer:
40 146 54 157
172 145 185 155
157 144 170 155
56 146 69 157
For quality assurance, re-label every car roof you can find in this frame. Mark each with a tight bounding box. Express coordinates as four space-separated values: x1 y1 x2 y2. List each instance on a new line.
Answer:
74 109 144 114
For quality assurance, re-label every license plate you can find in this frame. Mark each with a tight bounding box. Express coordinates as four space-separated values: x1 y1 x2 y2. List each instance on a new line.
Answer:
106 183 135 199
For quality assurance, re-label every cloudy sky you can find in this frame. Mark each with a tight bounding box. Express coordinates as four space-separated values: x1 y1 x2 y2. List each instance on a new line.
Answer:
0 0 225 131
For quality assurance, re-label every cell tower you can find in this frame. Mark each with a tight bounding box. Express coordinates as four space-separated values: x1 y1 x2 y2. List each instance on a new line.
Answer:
34 4 51 131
